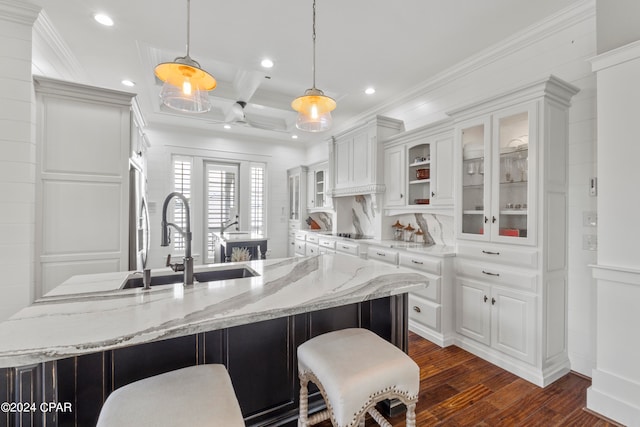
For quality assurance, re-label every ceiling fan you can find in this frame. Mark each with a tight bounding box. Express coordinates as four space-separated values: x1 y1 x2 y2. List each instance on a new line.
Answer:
218 100 289 132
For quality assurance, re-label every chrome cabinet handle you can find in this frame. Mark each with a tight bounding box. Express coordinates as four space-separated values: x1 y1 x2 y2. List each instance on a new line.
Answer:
411 260 424 265
482 270 500 277
413 306 421 313
376 252 386 256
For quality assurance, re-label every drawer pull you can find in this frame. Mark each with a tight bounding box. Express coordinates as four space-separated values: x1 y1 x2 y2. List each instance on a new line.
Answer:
492 297 496 305
376 252 386 256
411 260 424 265
482 250 500 255
482 270 500 277
484 295 488 303
341 245 349 249
413 306 421 313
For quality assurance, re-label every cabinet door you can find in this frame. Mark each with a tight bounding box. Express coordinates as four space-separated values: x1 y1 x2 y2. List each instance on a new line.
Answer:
491 287 535 364
315 169 325 208
491 103 536 245
455 278 491 345
458 117 492 241
384 145 405 207
352 131 370 186
432 135 454 206
334 138 352 188
307 169 315 209
407 142 431 206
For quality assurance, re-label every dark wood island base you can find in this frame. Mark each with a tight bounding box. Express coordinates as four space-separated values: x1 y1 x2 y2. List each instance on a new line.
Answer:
1 295 408 427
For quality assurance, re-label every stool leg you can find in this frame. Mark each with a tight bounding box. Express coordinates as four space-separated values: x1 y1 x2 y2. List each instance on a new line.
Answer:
298 376 309 427
406 403 417 427
358 419 365 427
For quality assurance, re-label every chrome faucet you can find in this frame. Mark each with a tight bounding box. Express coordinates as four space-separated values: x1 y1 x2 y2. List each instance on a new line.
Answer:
160 192 194 286
220 215 239 233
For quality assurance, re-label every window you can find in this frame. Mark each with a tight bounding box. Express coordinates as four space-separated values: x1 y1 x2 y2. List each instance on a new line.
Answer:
205 162 238 261
172 156 192 251
250 164 266 235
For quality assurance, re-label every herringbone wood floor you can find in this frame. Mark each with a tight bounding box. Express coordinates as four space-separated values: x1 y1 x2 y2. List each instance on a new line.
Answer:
317 332 616 426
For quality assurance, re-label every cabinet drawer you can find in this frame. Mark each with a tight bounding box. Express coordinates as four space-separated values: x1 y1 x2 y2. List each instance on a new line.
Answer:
305 244 319 256
335 241 359 256
295 231 307 240
306 233 319 244
295 240 306 255
456 259 537 292
399 253 441 275
319 247 336 255
367 246 399 264
318 238 336 249
457 243 537 269
409 294 440 332
410 274 441 303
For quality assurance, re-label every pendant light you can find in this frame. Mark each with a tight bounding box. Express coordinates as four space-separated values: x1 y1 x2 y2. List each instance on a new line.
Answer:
154 0 216 113
291 0 336 132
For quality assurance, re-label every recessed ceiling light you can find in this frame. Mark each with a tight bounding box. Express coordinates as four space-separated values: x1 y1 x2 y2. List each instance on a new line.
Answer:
261 58 274 69
365 87 376 95
291 135 298 139
224 124 231 129
121 80 135 87
94 13 114 27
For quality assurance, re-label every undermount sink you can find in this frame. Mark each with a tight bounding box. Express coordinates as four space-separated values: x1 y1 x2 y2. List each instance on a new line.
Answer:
121 267 259 289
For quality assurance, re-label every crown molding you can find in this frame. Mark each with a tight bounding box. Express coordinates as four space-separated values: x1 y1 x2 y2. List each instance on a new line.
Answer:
32 10 87 82
590 39 640 73
0 0 40 25
332 0 596 136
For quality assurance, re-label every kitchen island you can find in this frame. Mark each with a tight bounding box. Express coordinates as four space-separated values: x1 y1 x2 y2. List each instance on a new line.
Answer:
0 255 428 427
212 231 268 262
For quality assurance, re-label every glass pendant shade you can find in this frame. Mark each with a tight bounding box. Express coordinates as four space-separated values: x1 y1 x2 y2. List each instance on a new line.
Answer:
155 56 216 113
291 88 336 132
291 0 336 132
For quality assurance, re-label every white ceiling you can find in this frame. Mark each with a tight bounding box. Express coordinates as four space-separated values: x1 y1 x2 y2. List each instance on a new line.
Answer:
30 0 578 145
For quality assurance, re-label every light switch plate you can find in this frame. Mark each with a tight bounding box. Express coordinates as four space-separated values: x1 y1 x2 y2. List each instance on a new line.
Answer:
583 234 597 251
583 211 597 227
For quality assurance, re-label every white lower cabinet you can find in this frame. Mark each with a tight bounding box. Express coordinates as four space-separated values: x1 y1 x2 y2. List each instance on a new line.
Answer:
456 276 535 365
400 252 454 347
305 243 319 256
409 294 440 332
453 253 564 386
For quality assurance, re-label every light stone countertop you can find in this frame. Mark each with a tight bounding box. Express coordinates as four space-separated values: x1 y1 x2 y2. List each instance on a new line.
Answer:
0 255 428 368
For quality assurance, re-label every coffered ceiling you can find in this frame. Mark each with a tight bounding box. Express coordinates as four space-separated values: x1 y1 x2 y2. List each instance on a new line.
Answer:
30 0 578 144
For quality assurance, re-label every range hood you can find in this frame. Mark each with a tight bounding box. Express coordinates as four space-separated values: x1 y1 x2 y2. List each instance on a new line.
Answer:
329 115 404 198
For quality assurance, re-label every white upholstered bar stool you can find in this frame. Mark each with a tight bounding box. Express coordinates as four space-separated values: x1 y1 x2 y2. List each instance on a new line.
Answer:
96 364 244 427
297 328 419 427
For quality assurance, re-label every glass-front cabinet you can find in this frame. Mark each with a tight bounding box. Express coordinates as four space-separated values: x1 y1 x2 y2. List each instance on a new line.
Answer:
459 103 535 245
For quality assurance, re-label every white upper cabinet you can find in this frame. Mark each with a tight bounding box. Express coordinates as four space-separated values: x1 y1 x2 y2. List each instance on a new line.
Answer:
383 120 454 213
457 103 536 245
307 161 332 211
330 116 404 197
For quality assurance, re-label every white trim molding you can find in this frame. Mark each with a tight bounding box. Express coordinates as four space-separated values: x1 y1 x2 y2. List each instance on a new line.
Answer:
588 264 640 426
0 0 40 25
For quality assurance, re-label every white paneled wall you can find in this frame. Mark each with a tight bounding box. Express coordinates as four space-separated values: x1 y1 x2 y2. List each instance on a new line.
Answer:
0 1 41 321
143 126 306 268
369 1 597 376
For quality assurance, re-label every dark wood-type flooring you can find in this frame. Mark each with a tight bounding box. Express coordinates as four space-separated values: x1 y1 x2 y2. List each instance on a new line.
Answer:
317 332 617 426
